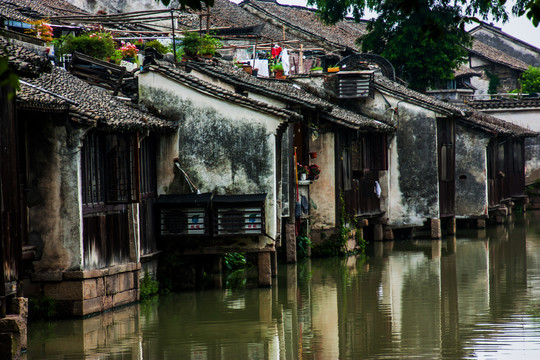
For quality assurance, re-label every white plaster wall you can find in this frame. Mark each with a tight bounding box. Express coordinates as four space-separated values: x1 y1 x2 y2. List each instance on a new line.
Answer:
139 71 283 240
362 93 441 227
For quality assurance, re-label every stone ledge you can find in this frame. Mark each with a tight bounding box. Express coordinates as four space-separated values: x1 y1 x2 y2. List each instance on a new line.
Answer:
34 263 141 281
31 272 63 282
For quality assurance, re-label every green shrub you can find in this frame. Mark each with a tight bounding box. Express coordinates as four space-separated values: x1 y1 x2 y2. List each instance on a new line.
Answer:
297 235 312 258
140 271 160 299
62 32 115 60
145 39 169 54
223 252 247 271
181 32 201 57
199 34 222 56
29 296 57 321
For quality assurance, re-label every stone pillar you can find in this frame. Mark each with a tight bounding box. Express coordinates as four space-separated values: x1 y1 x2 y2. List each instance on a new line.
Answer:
285 223 297 263
477 219 486 228
374 224 383 241
446 217 456 235
0 297 28 359
383 226 394 240
258 252 272 287
431 218 442 239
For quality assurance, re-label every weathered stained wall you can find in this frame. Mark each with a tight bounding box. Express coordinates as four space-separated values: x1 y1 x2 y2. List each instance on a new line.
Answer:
25 115 84 272
360 97 440 227
454 124 489 218
309 131 336 229
139 71 283 241
469 61 522 95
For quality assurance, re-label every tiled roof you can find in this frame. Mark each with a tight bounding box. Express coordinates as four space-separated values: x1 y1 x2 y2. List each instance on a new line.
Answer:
457 105 537 137
0 36 52 77
18 67 175 132
0 0 85 23
147 64 303 121
373 75 466 116
185 60 392 132
468 41 529 72
242 0 367 50
374 74 533 136
469 22 540 54
454 65 481 78
467 98 540 110
179 0 294 43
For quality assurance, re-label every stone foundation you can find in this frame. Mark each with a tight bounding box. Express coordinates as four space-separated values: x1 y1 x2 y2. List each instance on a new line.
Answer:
30 263 140 317
0 297 28 360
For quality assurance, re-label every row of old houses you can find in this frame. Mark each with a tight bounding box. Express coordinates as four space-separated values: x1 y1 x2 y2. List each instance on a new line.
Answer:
1 0 538 357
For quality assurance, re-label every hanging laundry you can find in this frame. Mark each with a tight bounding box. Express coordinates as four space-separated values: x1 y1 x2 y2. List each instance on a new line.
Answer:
374 181 381 198
282 48 290 75
271 44 282 59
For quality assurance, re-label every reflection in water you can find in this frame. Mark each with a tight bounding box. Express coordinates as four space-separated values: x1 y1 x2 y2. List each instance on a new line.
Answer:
27 212 540 359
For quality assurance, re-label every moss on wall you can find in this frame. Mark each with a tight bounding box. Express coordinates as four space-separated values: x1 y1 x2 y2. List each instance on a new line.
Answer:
141 85 273 195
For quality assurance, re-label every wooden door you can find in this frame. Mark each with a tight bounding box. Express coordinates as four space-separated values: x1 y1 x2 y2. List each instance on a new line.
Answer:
437 118 455 217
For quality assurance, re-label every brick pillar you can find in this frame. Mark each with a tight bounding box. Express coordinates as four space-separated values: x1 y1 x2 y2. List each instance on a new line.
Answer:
258 252 272 287
431 218 442 239
285 223 297 263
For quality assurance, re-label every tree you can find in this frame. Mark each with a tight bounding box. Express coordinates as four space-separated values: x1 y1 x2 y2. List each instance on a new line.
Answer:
307 0 516 91
519 66 540 93
156 0 214 11
359 2 472 91
307 0 540 27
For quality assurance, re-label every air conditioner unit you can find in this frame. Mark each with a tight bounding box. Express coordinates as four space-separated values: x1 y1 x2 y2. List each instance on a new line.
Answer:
157 193 212 237
338 71 374 99
212 194 266 236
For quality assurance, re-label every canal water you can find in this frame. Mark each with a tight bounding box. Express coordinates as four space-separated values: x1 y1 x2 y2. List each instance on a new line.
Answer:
26 212 540 359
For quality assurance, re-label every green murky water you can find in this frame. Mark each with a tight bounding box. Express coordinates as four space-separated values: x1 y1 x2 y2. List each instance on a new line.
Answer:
26 212 540 359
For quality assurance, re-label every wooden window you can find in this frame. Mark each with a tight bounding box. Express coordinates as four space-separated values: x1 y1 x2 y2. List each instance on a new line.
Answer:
81 133 105 205
140 136 156 197
82 131 139 207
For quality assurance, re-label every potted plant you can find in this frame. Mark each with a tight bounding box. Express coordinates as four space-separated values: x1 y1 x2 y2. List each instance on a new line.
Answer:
272 62 284 79
181 31 201 58
327 65 340 73
297 163 309 181
308 164 321 180
199 34 222 57
310 66 323 74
